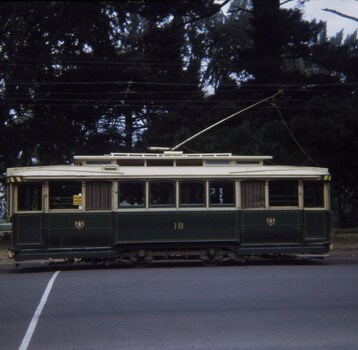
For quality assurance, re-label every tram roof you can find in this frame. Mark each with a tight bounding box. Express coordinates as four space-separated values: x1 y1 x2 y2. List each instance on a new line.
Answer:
7 152 330 181
7 164 330 181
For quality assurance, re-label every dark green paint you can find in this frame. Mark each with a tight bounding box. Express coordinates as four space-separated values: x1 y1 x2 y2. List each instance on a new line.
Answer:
48 213 112 248
13 214 43 246
241 211 301 244
115 212 177 242
11 210 330 260
115 211 237 243
304 211 330 240
176 212 237 241
12 213 112 249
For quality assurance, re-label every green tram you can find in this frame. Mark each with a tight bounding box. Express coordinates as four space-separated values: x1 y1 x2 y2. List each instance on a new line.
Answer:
6 151 332 264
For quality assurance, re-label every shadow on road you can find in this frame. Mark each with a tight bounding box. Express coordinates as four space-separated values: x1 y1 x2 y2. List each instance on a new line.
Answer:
2 253 357 274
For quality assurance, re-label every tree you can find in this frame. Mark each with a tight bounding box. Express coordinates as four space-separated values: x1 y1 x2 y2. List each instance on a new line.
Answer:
0 2 127 168
322 8 358 23
1 0 358 227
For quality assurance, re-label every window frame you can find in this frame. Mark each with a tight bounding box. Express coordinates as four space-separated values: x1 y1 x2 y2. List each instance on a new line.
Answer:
48 180 83 211
85 181 112 211
268 179 299 208
240 180 266 210
149 180 176 208
118 181 146 209
303 180 325 209
16 182 43 212
209 180 235 207
179 180 206 208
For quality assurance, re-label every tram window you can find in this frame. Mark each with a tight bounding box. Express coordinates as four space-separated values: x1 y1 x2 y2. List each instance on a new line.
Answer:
49 181 82 209
209 181 235 207
180 181 205 207
149 181 175 207
86 160 112 165
18 183 42 211
147 160 173 166
304 181 324 208
118 160 145 166
86 181 112 210
241 181 265 209
119 182 145 207
176 159 203 166
206 160 230 165
269 180 298 207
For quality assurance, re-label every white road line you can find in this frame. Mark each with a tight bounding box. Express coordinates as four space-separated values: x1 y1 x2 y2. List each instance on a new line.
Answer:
18 271 60 350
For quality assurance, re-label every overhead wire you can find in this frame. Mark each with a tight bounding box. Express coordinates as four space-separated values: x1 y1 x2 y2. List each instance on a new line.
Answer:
4 80 358 87
1 56 355 67
171 90 284 151
0 103 352 109
270 101 319 166
2 71 356 110
2 88 353 95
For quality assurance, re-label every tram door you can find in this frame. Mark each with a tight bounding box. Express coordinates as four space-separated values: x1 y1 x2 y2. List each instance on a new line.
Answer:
12 183 44 248
13 214 44 247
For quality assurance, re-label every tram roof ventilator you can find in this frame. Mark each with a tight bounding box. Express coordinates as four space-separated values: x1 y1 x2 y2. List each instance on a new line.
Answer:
73 152 272 167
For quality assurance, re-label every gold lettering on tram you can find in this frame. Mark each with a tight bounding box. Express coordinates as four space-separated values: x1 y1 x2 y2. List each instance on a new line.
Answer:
174 222 185 230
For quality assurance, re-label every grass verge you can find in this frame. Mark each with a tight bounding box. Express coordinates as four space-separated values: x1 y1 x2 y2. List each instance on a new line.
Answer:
333 227 358 243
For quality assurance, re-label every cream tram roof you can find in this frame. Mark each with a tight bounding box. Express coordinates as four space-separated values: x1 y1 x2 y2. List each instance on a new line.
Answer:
7 152 330 181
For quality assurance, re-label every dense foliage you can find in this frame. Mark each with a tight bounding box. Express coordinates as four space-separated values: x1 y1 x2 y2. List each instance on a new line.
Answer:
1 0 357 226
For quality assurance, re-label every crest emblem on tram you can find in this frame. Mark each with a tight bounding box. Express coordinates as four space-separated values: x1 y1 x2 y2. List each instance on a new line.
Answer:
266 217 276 226
75 220 85 230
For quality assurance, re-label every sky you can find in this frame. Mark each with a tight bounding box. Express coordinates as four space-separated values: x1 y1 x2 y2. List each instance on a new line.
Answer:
282 0 358 37
217 0 358 37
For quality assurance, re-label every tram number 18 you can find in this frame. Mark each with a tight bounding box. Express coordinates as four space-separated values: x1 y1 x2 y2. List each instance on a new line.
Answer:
174 222 184 230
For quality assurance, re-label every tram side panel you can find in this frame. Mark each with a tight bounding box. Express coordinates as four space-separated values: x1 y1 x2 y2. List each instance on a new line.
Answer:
175 211 237 243
114 211 238 246
12 213 46 248
240 210 301 244
303 211 331 241
47 212 112 248
11 212 114 260
238 209 330 254
115 212 178 244
11 210 330 258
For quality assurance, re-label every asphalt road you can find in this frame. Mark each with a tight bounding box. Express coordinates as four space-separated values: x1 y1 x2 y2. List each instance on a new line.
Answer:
1 258 358 350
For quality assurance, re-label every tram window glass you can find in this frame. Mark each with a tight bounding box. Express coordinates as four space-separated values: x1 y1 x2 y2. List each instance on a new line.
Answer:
18 183 42 211
206 160 230 165
269 180 298 206
304 181 324 208
241 181 265 209
176 159 203 166
86 181 112 210
147 160 173 166
49 181 82 209
118 160 145 166
209 181 235 207
180 181 205 207
149 181 175 207
119 182 145 207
